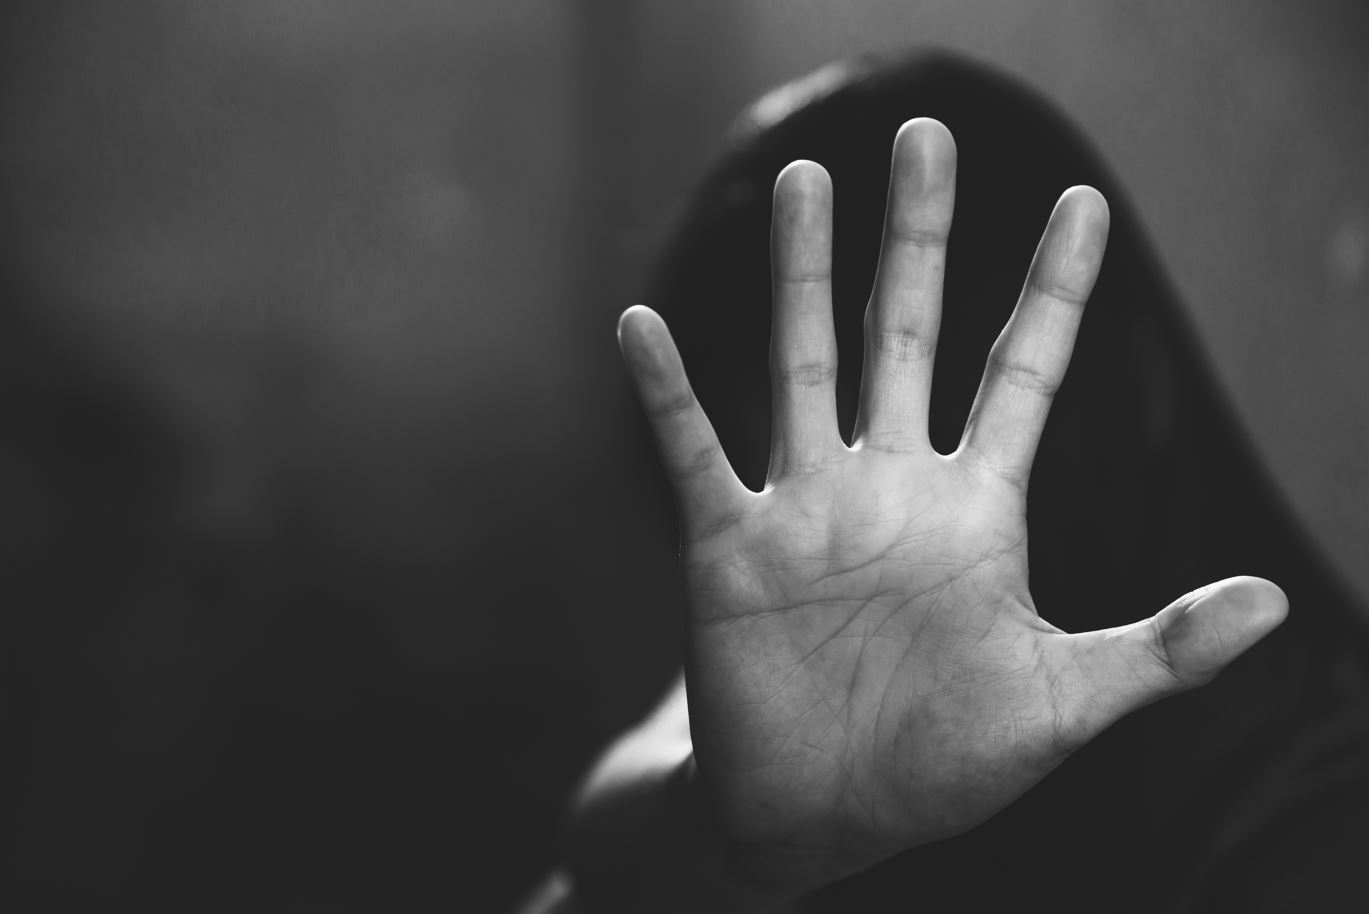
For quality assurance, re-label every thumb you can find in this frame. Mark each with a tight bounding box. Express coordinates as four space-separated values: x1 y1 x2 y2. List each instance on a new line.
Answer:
1056 576 1289 742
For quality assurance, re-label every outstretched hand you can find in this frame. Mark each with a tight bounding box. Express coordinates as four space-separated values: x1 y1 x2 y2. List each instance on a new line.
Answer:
616 118 1287 894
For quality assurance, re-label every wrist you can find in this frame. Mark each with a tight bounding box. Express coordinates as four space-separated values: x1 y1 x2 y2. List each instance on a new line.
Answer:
563 735 804 913
672 754 812 911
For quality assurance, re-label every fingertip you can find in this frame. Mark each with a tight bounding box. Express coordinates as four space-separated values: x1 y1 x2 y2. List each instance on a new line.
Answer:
773 162 834 283
617 305 675 372
1057 185 1111 237
895 117 956 158
774 160 833 214
618 302 656 334
1162 576 1288 677
618 303 665 344
892 117 957 189
1034 187 1109 294
1216 575 1290 631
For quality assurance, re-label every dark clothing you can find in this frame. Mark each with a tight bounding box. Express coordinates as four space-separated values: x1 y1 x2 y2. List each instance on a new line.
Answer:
646 52 1369 912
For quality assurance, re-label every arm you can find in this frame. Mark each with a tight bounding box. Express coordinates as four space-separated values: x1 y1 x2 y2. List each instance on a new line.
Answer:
533 118 1287 913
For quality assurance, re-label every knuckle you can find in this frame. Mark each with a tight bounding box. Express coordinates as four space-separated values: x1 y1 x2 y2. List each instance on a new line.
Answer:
777 272 830 288
775 360 837 387
650 390 696 421
867 326 934 362
685 506 746 543
1146 622 1187 688
887 221 949 250
987 353 1060 397
858 429 921 453
1029 272 1090 306
962 449 1030 495
677 443 720 478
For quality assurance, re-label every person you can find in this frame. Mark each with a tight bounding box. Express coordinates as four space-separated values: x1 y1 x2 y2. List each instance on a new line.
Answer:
523 53 1369 913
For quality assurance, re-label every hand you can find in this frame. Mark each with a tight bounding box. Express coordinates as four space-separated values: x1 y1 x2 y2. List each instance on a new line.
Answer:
617 118 1288 894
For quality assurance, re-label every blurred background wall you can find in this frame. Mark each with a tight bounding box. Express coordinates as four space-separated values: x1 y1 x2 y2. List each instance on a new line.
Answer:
1 2 1366 911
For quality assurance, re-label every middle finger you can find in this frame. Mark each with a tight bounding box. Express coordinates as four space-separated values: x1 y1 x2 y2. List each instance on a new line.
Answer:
853 118 957 453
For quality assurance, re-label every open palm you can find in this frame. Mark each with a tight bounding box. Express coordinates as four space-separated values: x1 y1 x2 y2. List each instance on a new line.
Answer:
617 119 1286 891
